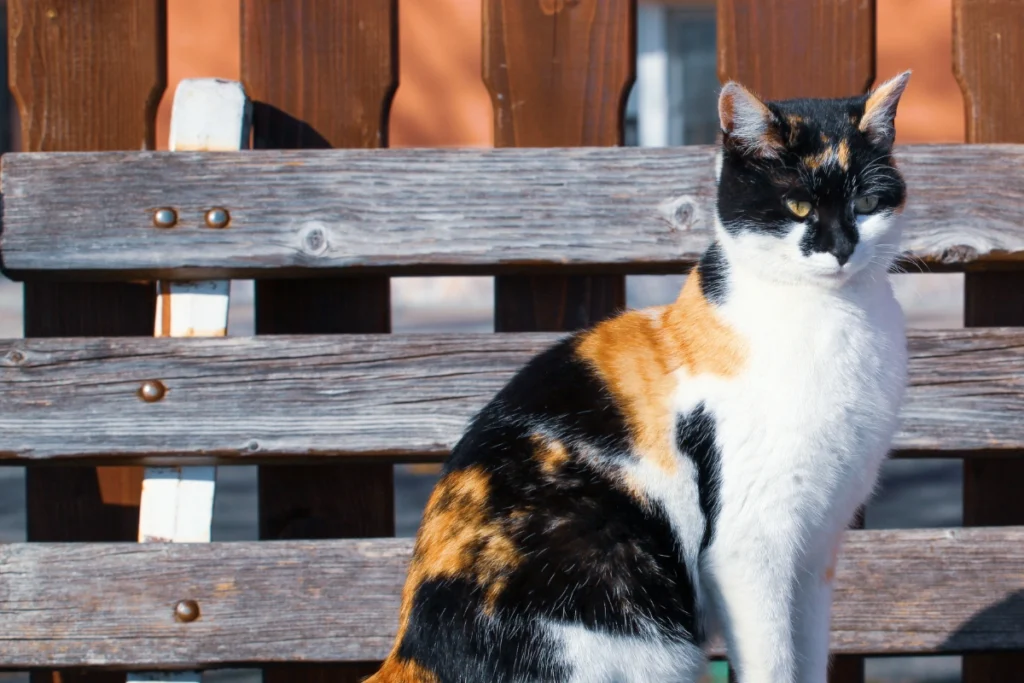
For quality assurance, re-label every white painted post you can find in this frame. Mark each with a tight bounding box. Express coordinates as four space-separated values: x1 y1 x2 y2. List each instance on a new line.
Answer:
129 78 251 683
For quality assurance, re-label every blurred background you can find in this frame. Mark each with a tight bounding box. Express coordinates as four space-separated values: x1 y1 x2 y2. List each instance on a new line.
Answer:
0 1 969 681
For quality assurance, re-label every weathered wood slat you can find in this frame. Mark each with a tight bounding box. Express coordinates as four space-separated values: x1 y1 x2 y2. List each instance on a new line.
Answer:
4 144 1024 279
0 329 1021 463
0 528 1021 668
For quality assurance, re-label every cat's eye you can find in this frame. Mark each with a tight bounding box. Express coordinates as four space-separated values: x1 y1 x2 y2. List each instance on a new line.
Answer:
785 198 813 218
853 195 879 214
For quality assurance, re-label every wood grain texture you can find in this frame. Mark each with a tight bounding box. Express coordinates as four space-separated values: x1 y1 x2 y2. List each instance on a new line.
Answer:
483 0 634 147
7 2 166 682
0 329 1021 463
717 0 874 99
484 0 633 333
8 0 166 151
5 144 1024 279
718 3 875 678
240 3 398 681
954 1 1024 679
1 528 1022 668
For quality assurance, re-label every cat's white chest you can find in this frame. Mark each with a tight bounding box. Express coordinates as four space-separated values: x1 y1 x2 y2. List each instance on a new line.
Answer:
685 276 907 531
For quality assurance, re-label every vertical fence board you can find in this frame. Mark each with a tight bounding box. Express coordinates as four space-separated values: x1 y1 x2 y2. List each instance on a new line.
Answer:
483 0 634 333
717 0 874 99
240 2 397 682
954 1 1024 680
718 2 874 681
8 2 165 681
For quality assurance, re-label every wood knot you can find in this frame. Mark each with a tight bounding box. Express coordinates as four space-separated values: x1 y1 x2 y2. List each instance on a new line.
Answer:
4 349 25 365
299 223 329 256
939 244 978 264
659 196 699 230
674 201 694 226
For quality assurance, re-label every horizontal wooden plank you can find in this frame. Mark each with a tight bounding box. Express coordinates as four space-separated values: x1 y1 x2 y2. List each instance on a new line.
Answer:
0 528 1022 668
2 144 1024 279
0 329 1022 464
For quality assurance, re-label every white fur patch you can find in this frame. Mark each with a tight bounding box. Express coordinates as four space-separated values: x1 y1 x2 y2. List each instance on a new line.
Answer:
683 259 905 682
548 621 706 683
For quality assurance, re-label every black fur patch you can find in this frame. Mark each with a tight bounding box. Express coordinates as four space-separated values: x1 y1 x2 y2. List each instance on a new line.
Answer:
447 335 632 471
697 242 729 306
676 404 722 550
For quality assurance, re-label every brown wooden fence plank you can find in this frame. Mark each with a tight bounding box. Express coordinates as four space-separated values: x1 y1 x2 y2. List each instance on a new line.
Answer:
7 1 165 681
5 143 1023 280
0 328 1021 463
240 2 397 682
718 1 875 679
954 1 1024 679
1 528 1022 668
484 0 633 334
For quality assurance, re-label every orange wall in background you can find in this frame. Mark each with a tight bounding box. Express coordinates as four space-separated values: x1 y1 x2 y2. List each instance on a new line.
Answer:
877 0 964 143
157 0 963 151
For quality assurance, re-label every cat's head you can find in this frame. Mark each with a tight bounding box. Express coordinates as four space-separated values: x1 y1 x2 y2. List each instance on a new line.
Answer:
714 72 910 287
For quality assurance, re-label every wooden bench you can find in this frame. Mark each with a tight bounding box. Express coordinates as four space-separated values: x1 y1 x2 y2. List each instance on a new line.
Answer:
2 1 1023 682
4 79 1024 670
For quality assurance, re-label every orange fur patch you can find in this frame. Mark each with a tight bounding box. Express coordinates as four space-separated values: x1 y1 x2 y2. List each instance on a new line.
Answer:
532 434 570 475
367 656 440 683
836 139 851 170
786 115 804 145
661 273 747 377
576 272 746 475
394 466 523 641
804 140 850 171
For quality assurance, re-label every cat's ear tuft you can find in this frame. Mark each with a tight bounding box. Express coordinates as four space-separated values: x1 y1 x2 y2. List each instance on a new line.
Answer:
718 81 782 158
859 70 911 147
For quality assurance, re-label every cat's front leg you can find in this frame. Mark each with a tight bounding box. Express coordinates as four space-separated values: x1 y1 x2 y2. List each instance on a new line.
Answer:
792 533 841 683
708 529 800 683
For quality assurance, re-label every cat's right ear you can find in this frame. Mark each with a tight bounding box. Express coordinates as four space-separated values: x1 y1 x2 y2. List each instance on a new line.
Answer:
718 82 782 159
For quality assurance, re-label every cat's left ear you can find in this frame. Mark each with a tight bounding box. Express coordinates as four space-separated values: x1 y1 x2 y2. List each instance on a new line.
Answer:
718 82 783 159
859 70 911 148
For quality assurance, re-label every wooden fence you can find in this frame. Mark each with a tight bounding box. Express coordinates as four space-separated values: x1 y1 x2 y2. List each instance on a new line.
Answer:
1 1 1023 682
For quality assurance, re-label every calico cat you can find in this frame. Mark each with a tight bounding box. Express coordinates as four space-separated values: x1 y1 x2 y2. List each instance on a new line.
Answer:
367 71 911 683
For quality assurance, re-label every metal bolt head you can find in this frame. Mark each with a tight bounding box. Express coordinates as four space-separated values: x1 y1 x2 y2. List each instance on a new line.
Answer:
204 207 230 229
138 380 166 403
153 208 177 228
174 599 200 623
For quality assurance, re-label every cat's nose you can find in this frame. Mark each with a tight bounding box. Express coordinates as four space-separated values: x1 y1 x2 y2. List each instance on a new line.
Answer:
807 221 857 266
834 243 853 266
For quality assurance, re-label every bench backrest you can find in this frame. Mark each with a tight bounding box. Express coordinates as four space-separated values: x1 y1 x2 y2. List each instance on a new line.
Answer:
1 2 1023 682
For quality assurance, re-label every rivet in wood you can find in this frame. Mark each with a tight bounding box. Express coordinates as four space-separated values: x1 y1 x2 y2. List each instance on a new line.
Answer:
204 207 230 229
138 380 167 403
153 208 178 228
174 599 200 623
